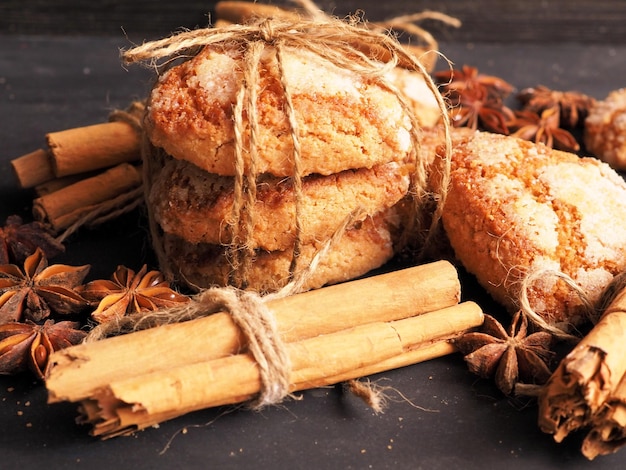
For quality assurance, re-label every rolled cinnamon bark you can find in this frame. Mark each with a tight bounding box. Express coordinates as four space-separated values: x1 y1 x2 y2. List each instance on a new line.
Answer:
582 373 626 459
32 163 142 233
47 261 461 403
11 121 142 189
10 148 55 188
47 121 141 177
34 172 99 197
70 301 483 438
538 280 626 443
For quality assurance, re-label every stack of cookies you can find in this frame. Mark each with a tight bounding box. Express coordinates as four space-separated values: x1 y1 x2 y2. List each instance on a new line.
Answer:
142 41 441 293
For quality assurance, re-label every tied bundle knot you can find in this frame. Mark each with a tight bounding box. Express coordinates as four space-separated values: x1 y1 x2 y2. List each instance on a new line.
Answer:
214 287 292 408
258 18 277 44
85 283 300 408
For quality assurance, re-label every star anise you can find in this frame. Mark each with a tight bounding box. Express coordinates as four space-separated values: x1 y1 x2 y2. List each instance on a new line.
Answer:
80 265 190 324
517 85 596 128
0 247 90 324
434 64 514 102
0 215 64 265
0 319 86 380
448 86 514 134
508 106 580 152
454 311 555 396
435 65 515 135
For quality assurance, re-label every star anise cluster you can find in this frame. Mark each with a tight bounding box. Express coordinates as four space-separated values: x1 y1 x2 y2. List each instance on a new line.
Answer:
434 65 595 153
0 248 189 380
0 247 89 324
508 85 595 152
0 248 90 380
454 311 555 396
517 84 596 128
508 107 580 152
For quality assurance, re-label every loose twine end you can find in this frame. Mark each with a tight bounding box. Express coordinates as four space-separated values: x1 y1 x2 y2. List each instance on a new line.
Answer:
517 268 609 343
345 379 389 414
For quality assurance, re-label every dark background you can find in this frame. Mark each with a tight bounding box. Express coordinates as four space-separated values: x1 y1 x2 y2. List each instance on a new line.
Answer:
1 1 626 469
2 0 626 43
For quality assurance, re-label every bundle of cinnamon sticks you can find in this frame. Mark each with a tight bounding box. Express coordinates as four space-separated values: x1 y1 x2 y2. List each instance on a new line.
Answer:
538 274 626 459
10 102 145 238
46 260 484 438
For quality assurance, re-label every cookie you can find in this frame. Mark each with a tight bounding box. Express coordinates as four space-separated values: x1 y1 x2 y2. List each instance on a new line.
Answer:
161 209 402 293
149 156 410 252
145 45 416 177
442 131 626 328
584 88 626 170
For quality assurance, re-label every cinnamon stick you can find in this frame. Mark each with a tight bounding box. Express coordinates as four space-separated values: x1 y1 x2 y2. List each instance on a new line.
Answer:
79 338 456 439
538 279 626 446
33 172 100 197
296 302 481 389
582 373 626 459
11 122 141 189
47 260 461 403
47 121 141 178
10 148 54 188
68 301 483 438
32 163 142 233
96 338 456 434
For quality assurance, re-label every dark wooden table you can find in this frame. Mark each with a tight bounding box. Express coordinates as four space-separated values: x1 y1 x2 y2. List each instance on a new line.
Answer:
3 0 626 43
1 2 626 469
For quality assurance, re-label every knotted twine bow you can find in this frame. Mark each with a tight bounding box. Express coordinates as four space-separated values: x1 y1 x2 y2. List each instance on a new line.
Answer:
116 13 452 407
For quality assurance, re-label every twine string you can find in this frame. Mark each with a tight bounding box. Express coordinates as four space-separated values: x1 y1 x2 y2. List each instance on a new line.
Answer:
227 41 259 287
273 38 305 278
85 286 290 408
117 12 455 407
240 41 264 286
225 22 306 286
228 288 292 408
596 270 626 313
129 14 452 282
518 268 600 341
108 100 146 133
85 207 364 407
373 11 462 51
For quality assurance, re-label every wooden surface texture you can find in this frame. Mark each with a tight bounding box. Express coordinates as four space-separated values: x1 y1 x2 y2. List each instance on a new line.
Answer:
1 0 626 43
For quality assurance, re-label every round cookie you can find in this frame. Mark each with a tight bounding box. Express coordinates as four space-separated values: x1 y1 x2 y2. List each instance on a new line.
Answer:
149 156 410 252
442 131 626 329
145 45 414 177
584 88 626 171
162 209 402 293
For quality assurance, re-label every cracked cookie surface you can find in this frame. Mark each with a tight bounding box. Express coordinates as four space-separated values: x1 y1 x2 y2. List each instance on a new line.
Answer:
146 45 414 177
442 131 626 327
